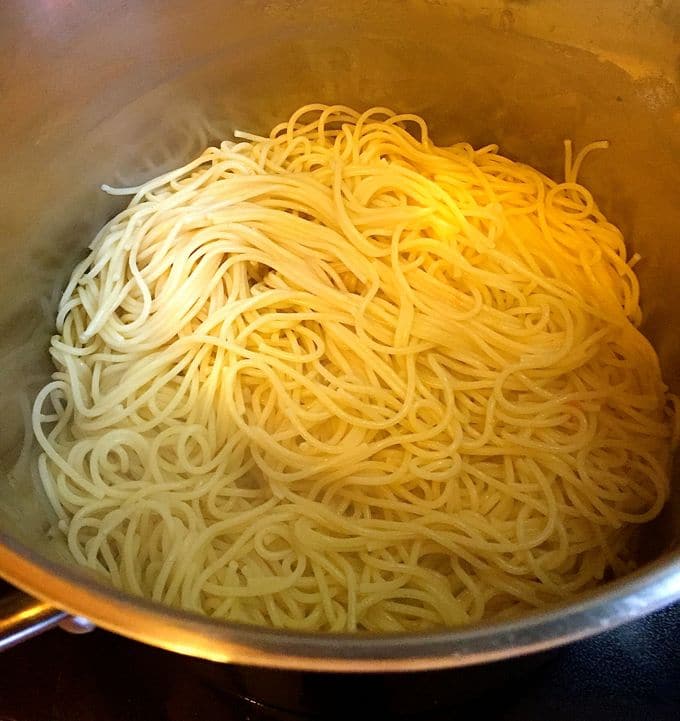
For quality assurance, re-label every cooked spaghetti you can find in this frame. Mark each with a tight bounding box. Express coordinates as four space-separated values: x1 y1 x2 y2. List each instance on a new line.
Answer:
32 105 677 631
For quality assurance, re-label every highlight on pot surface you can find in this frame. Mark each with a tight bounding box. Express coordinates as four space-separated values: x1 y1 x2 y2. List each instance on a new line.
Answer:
29 104 678 632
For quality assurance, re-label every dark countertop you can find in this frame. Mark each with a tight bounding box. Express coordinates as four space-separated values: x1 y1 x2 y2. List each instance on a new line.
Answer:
0 601 678 721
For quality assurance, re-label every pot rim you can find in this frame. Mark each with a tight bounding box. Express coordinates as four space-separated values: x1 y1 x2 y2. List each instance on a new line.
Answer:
1 530 679 671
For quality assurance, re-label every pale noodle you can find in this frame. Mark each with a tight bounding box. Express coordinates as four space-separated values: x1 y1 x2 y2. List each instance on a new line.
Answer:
32 105 677 631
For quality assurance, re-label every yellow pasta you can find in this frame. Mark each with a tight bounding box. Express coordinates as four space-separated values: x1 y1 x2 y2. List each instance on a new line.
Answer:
32 105 677 631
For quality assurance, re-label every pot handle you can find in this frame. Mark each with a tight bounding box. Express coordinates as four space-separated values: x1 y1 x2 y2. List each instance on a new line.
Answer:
0 588 94 651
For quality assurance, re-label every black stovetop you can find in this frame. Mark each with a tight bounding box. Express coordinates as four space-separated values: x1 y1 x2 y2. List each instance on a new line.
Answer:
0 601 678 721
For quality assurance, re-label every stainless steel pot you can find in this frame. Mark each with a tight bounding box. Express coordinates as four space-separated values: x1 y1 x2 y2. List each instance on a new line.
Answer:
1 0 679 672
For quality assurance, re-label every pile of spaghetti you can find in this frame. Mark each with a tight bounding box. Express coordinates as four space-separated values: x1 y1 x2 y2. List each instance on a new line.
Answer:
33 105 677 631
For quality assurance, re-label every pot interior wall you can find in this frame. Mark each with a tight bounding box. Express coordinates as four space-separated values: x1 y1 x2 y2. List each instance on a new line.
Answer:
1 0 679 572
